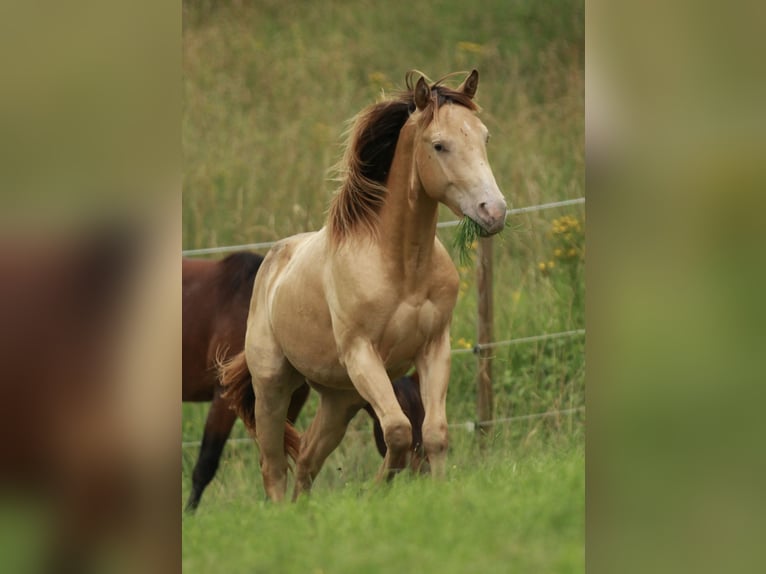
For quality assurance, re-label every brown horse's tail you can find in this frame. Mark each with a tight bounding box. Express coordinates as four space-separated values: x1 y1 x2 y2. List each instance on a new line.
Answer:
218 350 300 463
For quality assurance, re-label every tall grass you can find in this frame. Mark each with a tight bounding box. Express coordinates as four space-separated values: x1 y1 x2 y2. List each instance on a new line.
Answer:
183 0 584 570
182 0 583 248
182 0 584 417
183 437 584 573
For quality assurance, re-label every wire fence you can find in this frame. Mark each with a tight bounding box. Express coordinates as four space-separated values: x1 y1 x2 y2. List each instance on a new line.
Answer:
180 329 585 448
450 328 585 355
181 196 585 449
181 405 585 449
181 197 585 257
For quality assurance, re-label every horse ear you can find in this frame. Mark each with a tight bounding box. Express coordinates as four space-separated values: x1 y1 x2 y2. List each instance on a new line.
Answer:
458 69 479 99
414 76 430 111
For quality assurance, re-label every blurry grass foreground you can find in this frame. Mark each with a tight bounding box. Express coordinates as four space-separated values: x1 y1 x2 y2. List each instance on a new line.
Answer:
183 441 584 574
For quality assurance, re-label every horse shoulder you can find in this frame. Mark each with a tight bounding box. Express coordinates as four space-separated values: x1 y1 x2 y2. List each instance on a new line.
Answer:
327 240 393 303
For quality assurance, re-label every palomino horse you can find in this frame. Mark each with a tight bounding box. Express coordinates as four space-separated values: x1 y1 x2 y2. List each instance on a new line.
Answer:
183 253 425 510
222 70 506 501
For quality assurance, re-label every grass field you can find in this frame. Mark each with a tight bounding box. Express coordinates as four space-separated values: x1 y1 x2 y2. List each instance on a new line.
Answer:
183 433 584 574
183 0 584 571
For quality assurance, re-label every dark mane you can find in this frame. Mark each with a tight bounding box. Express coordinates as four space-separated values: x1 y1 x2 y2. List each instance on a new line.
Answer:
328 74 479 244
216 251 264 303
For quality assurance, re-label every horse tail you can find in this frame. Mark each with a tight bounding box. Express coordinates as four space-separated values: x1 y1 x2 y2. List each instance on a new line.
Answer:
218 350 256 429
283 421 301 463
218 350 300 464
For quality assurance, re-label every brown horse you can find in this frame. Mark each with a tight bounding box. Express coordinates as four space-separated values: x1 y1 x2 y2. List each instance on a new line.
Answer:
183 253 425 511
183 253 307 511
365 372 425 470
221 70 506 501
0 227 148 570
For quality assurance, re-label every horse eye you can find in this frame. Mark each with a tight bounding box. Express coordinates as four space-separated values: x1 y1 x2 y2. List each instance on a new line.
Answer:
433 142 446 152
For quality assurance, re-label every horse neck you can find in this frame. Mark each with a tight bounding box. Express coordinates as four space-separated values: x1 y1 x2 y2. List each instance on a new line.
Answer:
377 122 439 283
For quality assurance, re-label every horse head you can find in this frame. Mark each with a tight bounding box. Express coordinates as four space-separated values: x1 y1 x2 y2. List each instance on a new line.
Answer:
411 70 507 236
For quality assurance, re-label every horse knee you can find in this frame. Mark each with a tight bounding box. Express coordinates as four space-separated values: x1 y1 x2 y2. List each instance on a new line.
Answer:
295 451 317 482
383 418 412 453
294 465 314 498
260 457 288 502
423 423 448 456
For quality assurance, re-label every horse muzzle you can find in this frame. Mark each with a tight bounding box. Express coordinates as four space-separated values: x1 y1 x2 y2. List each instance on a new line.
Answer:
474 197 507 236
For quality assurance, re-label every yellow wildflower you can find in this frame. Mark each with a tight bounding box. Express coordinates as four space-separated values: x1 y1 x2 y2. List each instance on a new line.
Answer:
457 41 484 54
367 71 393 90
456 337 473 349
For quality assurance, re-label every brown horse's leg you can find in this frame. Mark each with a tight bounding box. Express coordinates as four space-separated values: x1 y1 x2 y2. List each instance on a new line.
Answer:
293 386 364 500
343 341 412 481
286 382 311 424
185 391 237 512
391 375 428 474
364 403 387 458
415 330 452 478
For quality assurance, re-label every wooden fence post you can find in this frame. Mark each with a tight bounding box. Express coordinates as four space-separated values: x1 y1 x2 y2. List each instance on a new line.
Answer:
476 236 494 439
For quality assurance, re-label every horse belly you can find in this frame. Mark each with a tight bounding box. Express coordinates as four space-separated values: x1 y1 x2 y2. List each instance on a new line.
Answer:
280 318 346 385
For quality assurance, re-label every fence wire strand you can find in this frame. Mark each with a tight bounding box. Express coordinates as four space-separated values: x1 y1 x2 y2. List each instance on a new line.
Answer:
450 329 585 355
182 197 585 256
181 197 586 450
181 329 585 448
182 406 585 449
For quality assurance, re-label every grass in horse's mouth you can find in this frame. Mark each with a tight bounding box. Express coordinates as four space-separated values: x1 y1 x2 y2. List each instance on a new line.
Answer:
453 216 485 264
453 216 510 263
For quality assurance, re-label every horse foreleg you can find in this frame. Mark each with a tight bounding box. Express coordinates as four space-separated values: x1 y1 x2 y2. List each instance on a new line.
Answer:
293 386 364 500
185 392 237 512
344 340 412 481
415 329 452 478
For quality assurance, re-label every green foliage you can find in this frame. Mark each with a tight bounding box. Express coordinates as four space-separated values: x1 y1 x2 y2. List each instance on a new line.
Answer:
452 216 484 264
182 0 584 251
183 438 584 574
182 0 584 569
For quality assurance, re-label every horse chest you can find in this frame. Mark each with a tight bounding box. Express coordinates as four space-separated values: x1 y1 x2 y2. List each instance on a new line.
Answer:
380 299 441 362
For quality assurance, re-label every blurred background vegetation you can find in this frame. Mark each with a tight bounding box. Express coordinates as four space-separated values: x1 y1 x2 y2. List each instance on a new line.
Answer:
182 0 583 570
182 0 583 508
